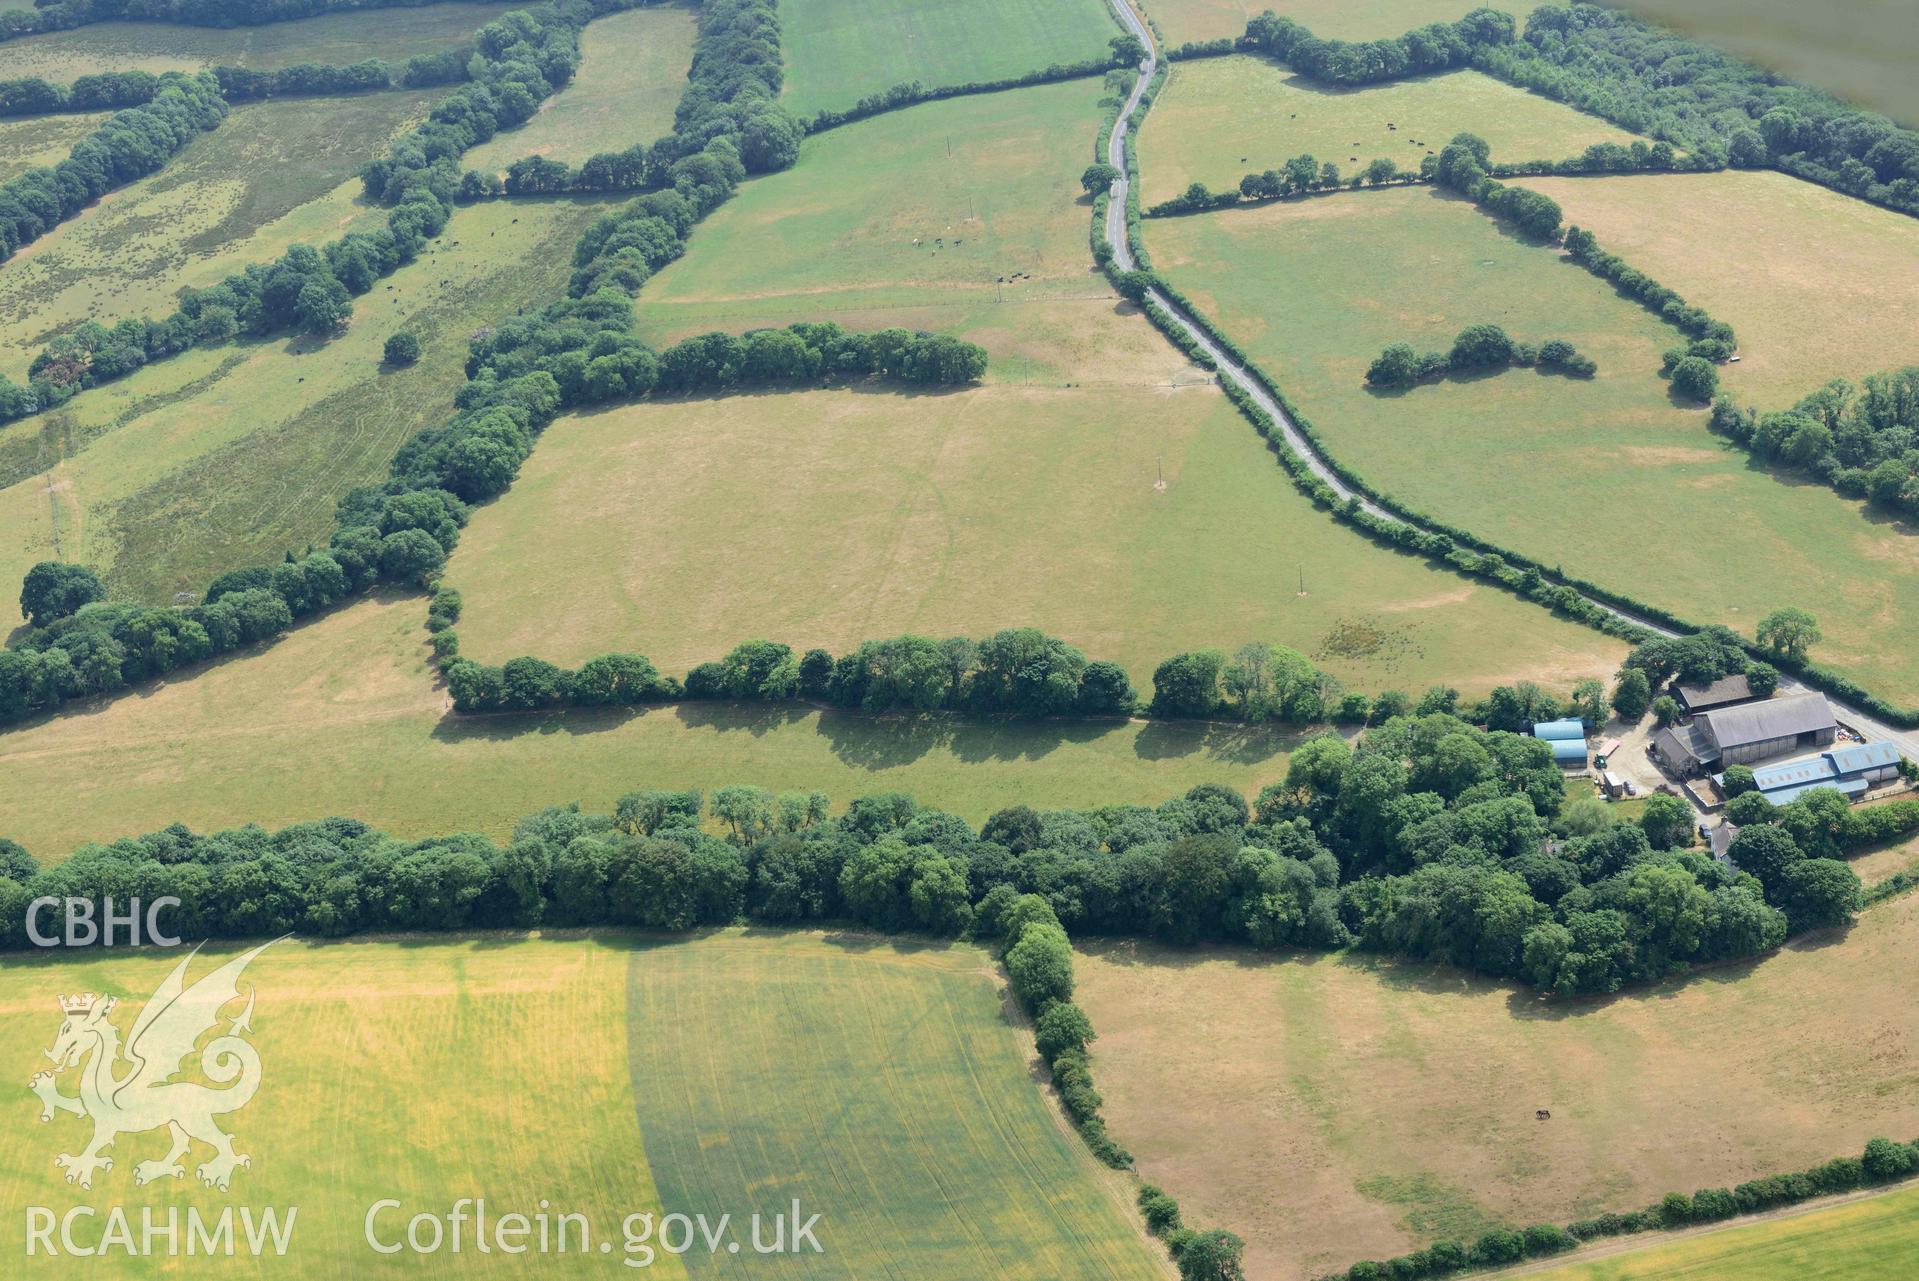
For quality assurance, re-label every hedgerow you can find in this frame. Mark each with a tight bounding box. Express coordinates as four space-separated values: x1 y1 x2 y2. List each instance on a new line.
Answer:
0 72 225 266
0 0 620 423
1319 1136 1919 1281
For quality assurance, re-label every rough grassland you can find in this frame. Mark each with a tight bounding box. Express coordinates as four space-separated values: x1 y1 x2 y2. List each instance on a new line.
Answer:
0 89 449 374
449 383 1623 696
471 79 1621 695
1852 829 1919 888
1518 170 1919 408
0 110 107 183
778 0 1119 118
1521 1183 1919 1281
1140 60 1642 205
1144 0 1544 48
0 3 519 80
626 931 1166 1280
1145 187 1919 705
463 3 696 172
0 197 609 616
1074 892 1919 1280
0 937 687 1279
0 595 1308 859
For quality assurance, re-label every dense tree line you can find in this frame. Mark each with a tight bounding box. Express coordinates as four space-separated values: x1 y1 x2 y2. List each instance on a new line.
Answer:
0 0 498 43
1488 137 1699 178
464 0 801 197
0 711 1870 1000
0 72 223 268
0 54 461 117
1710 366 1919 516
1367 325 1595 388
1241 7 1518 87
1146 154 1415 217
0 2 606 423
1474 3 1919 218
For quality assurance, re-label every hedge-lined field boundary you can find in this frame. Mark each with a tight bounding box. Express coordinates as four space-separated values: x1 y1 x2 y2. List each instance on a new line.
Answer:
1319 1137 1919 1281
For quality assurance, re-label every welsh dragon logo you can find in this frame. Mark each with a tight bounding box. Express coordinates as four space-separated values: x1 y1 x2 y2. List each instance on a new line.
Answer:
29 941 275 1191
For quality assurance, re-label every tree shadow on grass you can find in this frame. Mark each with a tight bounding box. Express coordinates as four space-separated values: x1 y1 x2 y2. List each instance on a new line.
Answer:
429 702 654 742
1132 717 1306 765
811 708 1130 771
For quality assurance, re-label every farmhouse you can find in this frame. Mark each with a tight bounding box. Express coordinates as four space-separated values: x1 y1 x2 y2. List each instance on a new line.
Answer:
1719 740 1905 807
1673 674 1761 715
1649 693 1838 777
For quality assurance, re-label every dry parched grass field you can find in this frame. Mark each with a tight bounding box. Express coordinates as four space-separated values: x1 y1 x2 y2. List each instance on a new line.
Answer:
1140 61 1642 206
1517 169 1919 408
1073 892 1919 1280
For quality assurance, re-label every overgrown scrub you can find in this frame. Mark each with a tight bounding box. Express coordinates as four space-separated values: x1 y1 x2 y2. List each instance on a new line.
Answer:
0 1 611 423
1473 3 1919 220
0 0 830 725
1321 1135 1919 1281
1366 325 1595 388
0 71 225 265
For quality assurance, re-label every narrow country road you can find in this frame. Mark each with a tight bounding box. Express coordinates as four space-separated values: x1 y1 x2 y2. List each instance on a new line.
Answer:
1096 0 1919 762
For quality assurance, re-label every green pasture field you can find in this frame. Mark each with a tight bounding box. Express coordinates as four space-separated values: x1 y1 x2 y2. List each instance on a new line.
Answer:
463 3 696 173
1522 1183 1919 1281
468 78 1621 695
0 196 610 615
627 930 1165 1280
0 595 1307 859
1144 186 1919 705
0 89 450 374
448 380 1624 697
633 78 1114 350
0 936 674 1279
777 0 1120 119
0 110 107 183
0 2 519 81
1143 0 1546 48
1073 891 1919 1280
1518 170 1919 408
1139 60 1643 206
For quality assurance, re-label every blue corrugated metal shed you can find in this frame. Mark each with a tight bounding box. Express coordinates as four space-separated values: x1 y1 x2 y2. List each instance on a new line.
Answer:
1533 719 1586 741
1747 755 1838 791
1761 778 1868 807
1828 740 1901 773
1546 738 1588 764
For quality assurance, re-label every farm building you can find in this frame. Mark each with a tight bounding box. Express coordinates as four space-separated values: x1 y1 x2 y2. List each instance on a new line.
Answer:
1718 740 1904 806
1673 674 1762 715
1700 694 1838 767
1532 718 1588 766
1650 693 1838 776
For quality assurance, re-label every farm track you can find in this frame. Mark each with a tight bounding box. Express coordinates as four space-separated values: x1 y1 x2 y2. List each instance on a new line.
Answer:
1096 0 1919 763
